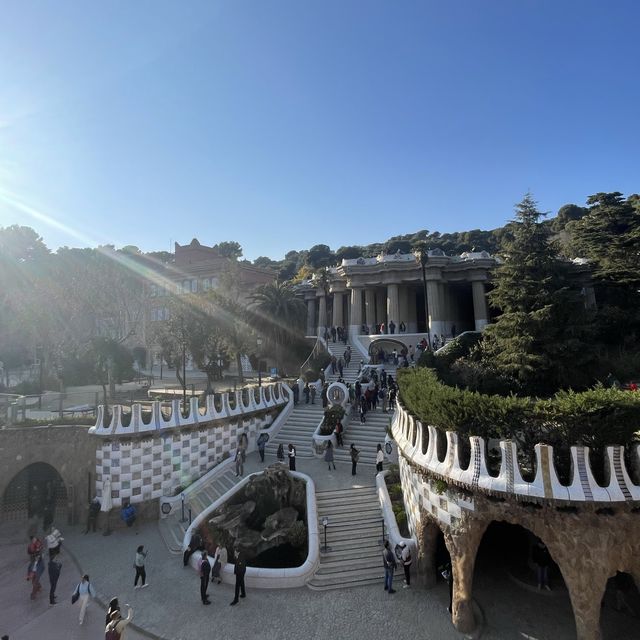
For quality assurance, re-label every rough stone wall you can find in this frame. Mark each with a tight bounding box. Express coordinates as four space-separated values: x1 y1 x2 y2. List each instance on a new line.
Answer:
402 454 640 640
0 425 95 525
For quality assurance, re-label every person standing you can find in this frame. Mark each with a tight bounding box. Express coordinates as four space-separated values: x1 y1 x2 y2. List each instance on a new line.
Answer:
310 384 316 404
257 433 268 463
400 542 412 588
211 544 228 585
183 530 203 567
47 556 61 605
376 444 384 473
324 441 336 471
382 540 397 593
106 597 120 626
288 444 296 471
277 443 285 463
85 497 101 534
199 551 211 605
45 526 64 558
75 574 95 625
230 549 246 606
27 553 44 600
134 545 148 589
303 382 310 404
105 604 133 639
532 540 552 591
350 444 360 476
334 420 344 447
234 447 244 477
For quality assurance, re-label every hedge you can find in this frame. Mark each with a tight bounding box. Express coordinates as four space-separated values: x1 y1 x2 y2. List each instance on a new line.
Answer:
397 367 640 450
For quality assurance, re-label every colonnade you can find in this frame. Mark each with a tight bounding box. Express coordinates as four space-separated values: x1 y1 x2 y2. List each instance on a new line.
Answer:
304 280 490 338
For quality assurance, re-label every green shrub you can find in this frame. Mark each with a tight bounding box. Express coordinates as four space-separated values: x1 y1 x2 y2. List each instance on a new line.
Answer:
287 520 308 548
397 367 640 450
320 405 345 435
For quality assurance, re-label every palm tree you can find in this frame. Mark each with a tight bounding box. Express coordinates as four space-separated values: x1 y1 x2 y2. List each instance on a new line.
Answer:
249 282 307 374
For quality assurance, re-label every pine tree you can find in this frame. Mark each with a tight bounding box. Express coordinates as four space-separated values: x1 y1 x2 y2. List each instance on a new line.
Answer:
482 193 594 394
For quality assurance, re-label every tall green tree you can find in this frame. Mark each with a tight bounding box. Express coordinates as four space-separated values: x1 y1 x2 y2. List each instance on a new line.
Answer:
250 282 306 375
482 194 594 394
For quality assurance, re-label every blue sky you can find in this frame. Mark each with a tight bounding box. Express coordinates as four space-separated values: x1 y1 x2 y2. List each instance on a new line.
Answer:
0 0 638 260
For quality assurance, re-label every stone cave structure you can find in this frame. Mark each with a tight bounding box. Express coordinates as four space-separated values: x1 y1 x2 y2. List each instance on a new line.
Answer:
392 400 640 640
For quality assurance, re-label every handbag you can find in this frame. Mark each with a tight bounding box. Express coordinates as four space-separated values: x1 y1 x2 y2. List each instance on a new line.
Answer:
211 559 221 578
71 584 80 604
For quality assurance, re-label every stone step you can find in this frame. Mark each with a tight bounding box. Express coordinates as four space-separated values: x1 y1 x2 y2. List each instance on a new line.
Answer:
307 566 397 591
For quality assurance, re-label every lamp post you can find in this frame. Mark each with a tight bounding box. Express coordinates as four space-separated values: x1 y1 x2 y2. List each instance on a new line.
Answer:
217 353 224 381
256 338 263 387
414 248 431 347
321 516 331 553
182 340 187 409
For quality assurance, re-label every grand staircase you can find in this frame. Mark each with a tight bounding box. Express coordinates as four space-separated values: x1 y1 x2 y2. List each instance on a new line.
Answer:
265 402 324 459
307 485 390 590
158 465 242 554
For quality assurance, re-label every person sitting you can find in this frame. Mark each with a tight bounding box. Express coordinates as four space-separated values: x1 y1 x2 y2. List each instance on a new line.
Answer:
120 502 136 527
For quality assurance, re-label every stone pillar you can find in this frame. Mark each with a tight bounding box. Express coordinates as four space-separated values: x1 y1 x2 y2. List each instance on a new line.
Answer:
332 292 344 328
472 280 489 331
446 522 487 634
426 280 445 337
306 298 316 336
349 287 363 338
387 283 400 330
376 290 386 328
398 286 409 330
364 289 376 333
406 288 418 333
317 294 327 337
553 548 610 640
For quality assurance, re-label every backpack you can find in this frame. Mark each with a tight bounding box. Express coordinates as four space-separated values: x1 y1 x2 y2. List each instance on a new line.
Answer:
105 624 121 640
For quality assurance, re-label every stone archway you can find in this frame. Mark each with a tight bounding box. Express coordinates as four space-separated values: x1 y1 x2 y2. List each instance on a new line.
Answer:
2 462 68 529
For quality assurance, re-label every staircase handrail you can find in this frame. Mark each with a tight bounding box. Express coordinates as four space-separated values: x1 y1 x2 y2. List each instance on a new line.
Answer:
299 335 326 374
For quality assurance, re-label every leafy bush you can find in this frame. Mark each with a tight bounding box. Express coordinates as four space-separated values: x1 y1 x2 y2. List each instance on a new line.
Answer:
398 367 640 449
287 520 307 548
320 405 345 435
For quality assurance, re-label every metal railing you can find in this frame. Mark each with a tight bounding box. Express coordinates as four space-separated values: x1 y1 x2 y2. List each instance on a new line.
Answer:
1 391 100 426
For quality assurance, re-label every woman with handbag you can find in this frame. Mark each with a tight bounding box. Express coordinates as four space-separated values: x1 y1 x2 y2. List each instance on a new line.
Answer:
211 544 228 584
73 574 95 625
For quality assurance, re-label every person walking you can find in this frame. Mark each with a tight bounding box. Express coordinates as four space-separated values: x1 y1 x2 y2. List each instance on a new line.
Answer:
105 604 133 640
376 444 384 473
350 444 360 476
310 384 316 404
303 382 310 404
199 551 211 605
400 542 412 588
288 444 296 471
324 441 336 471
134 545 148 589
230 549 247 606
47 555 61 605
257 433 268 463
74 574 95 625
27 553 44 600
382 540 397 593
234 447 244 477
211 544 228 585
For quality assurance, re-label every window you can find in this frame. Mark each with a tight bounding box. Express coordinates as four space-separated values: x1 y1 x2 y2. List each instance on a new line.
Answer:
202 278 210 291
182 279 190 293
191 279 198 292
149 284 157 297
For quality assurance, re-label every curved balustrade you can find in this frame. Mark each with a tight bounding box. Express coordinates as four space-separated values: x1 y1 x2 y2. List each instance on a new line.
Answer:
392 400 640 503
90 383 287 436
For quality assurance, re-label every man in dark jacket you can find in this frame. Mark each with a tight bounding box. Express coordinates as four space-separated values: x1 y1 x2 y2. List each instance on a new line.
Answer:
48 556 62 604
183 531 203 567
230 549 246 605
200 551 211 605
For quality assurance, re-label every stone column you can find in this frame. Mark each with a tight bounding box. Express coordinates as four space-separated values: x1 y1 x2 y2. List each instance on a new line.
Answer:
387 283 400 330
417 518 440 588
349 287 363 339
364 289 376 333
426 280 445 337
406 288 418 333
376 290 386 328
398 286 409 331
332 292 344 328
472 280 489 331
317 294 327 337
306 298 316 336
446 522 488 634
